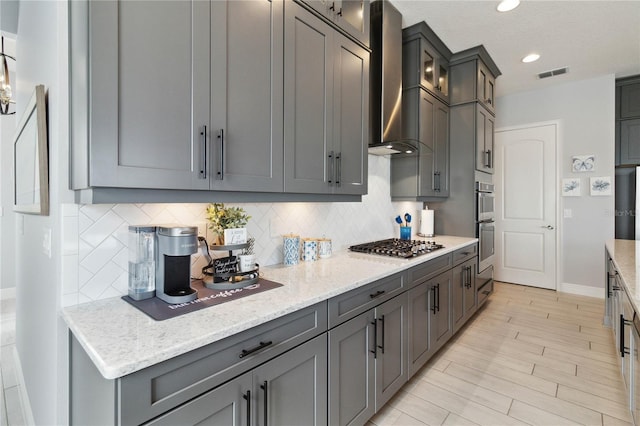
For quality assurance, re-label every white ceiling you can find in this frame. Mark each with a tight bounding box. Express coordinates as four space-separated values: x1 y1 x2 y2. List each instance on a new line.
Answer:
390 0 640 97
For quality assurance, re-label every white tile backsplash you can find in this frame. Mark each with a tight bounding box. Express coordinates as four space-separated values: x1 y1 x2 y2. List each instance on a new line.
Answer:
61 155 422 304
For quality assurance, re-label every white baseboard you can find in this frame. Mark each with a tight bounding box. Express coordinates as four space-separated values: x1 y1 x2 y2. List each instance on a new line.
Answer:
558 282 604 299
0 287 16 300
11 346 35 426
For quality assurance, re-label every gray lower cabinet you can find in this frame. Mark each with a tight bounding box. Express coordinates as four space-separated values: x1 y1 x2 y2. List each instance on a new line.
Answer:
452 257 477 333
70 0 284 192
149 334 327 426
407 269 452 378
391 88 449 200
284 1 369 195
328 293 408 426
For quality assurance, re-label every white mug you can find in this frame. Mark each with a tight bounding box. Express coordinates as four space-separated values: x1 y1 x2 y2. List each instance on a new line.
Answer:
238 254 256 272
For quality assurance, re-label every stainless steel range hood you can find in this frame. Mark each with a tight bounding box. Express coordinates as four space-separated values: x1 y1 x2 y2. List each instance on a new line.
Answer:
369 0 417 156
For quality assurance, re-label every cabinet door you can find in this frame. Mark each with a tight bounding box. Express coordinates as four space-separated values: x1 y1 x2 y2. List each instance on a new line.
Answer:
476 104 495 174
431 270 453 351
333 32 369 195
328 310 375 426
284 3 333 194
407 282 432 377
88 0 210 190
477 61 496 115
418 90 448 198
619 119 640 166
147 373 252 426
453 258 477 333
298 0 370 47
210 0 284 192
375 293 408 410
433 99 450 196
620 82 640 119
254 334 327 426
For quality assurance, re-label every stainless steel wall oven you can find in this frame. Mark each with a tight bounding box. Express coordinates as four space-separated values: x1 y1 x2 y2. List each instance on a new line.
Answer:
476 182 495 279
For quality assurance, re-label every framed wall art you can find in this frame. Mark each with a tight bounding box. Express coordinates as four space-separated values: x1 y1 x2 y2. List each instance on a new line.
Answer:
571 155 595 172
590 176 611 196
562 178 581 196
13 84 48 215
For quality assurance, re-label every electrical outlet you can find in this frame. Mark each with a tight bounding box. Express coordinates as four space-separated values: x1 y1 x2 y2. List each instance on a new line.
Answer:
42 227 52 258
563 208 572 218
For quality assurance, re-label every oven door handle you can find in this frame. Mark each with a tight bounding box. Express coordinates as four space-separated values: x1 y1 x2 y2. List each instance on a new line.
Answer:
477 219 495 224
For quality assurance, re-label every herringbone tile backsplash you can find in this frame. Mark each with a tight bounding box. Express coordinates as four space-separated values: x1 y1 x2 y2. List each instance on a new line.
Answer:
61 155 421 306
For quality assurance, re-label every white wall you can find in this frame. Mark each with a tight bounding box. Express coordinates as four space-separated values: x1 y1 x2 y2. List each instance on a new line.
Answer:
496 74 615 294
14 1 71 424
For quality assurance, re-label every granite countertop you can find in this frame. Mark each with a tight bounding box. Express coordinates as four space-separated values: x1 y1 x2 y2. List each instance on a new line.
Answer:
62 235 477 380
606 239 640 313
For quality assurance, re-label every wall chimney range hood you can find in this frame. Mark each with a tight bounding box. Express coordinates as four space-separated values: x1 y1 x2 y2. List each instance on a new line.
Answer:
369 0 417 156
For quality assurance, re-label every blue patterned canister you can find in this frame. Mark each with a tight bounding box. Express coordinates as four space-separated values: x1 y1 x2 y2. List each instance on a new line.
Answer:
302 239 318 262
283 234 300 265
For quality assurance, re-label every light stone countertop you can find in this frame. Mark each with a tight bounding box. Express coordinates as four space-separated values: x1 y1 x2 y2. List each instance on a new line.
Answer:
606 239 640 313
62 235 477 380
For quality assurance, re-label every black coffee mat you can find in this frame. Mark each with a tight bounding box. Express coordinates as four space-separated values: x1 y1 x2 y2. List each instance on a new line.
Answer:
122 278 284 321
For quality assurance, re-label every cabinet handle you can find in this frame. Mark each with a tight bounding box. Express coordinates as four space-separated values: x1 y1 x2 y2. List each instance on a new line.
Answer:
200 125 207 179
243 390 251 426
370 290 385 299
217 129 225 180
484 150 490 168
260 381 268 426
329 2 335 10
434 171 441 192
488 98 492 105
487 149 492 169
239 340 273 358
431 285 437 314
621 314 632 357
335 152 341 187
328 151 334 186
371 319 378 358
436 283 440 312
378 315 385 354
337 7 342 16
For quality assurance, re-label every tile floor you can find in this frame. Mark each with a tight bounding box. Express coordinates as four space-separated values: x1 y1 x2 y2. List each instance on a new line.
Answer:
0 282 632 426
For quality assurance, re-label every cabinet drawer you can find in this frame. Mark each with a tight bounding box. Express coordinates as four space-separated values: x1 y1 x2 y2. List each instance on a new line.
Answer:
119 302 328 425
407 254 452 288
477 279 493 307
328 272 404 328
452 244 477 265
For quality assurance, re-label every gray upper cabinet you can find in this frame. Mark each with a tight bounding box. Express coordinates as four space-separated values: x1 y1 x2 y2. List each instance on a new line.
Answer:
70 0 211 191
476 103 495 174
449 46 501 116
284 1 369 195
296 0 370 47
70 0 368 202
619 80 640 119
391 88 449 200
616 76 640 166
402 22 452 104
210 1 284 192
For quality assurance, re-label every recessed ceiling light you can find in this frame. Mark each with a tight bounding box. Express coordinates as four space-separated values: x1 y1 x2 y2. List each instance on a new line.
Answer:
522 53 540 63
497 0 520 12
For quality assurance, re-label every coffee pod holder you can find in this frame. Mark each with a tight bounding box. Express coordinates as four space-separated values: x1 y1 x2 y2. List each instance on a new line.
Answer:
203 242 259 290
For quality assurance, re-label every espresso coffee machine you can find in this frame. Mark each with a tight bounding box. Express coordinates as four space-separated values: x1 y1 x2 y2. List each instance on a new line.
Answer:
155 225 199 304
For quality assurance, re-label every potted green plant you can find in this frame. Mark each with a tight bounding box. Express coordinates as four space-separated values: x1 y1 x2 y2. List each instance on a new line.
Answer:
205 203 251 245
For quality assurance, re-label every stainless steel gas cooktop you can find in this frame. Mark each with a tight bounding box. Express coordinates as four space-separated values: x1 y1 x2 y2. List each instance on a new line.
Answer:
348 238 444 259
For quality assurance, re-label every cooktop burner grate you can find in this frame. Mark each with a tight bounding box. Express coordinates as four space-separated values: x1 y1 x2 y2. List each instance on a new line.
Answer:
348 238 444 259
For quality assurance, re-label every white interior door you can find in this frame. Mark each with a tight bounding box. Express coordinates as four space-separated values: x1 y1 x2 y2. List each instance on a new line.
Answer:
495 123 557 290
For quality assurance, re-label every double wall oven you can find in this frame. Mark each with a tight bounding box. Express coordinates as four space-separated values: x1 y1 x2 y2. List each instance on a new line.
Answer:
476 182 495 302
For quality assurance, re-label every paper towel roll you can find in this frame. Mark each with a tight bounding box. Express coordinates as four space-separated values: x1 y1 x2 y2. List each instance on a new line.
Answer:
419 210 434 237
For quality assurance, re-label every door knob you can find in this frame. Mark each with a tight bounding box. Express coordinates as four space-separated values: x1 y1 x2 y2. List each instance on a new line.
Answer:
541 225 554 230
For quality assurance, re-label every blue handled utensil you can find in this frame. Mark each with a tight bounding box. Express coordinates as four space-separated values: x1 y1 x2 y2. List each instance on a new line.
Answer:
395 215 403 225
404 213 412 226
